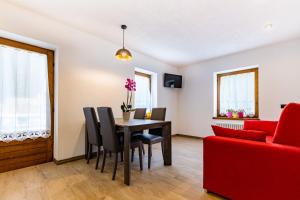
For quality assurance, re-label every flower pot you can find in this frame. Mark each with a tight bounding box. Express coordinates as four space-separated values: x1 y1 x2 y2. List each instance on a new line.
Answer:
238 112 244 118
122 112 131 121
232 112 238 118
226 112 233 118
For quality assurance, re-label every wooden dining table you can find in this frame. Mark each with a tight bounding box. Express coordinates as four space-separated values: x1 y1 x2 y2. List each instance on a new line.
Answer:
85 118 172 185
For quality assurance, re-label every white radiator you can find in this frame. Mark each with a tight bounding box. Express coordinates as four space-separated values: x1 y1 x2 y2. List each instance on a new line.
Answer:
214 122 244 130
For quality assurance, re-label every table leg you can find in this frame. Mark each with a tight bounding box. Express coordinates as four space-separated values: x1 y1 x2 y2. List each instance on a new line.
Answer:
162 122 172 165
85 122 89 160
124 127 131 185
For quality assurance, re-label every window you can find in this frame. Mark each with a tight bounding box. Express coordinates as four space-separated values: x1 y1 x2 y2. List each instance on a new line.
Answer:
134 71 152 110
0 39 53 142
216 68 259 118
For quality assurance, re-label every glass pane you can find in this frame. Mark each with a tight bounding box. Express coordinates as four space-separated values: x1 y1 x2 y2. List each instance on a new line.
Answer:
0 45 50 142
219 72 255 115
134 73 151 110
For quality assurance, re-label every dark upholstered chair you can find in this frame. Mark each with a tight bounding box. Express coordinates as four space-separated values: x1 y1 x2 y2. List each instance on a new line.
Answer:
132 108 147 155
134 108 166 169
83 107 102 169
134 108 146 119
149 108 166 136
97 107 143 180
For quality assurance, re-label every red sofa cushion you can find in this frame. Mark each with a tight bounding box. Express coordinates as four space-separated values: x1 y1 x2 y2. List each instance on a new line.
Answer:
273 103 300 147
211 125 267 142
266 136 273 143
244 120 278 136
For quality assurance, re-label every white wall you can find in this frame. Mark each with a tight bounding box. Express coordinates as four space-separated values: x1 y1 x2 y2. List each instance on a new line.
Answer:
178 38 300 137
0 1 179 160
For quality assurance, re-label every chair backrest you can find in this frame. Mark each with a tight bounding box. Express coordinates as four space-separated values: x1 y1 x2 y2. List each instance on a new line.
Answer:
97 107 119 152
151 108 166 121
149 108 166 136
134 108 146 119
273 103 300 147
83 107 101 146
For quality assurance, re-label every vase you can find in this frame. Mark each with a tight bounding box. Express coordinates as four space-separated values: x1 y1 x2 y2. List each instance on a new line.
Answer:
122 112 131 121
238 112 244 118
226 112 233 118
232 112 238 118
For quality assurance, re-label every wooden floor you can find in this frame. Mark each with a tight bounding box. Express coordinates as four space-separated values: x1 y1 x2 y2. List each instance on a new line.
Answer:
0 136 224 200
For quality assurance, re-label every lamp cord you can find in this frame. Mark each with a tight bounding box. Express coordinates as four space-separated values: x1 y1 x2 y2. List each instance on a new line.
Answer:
122 29 125 49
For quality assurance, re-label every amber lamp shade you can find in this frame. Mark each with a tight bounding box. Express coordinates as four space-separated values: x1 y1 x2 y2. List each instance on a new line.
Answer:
115 24 132 61
115 48 132 61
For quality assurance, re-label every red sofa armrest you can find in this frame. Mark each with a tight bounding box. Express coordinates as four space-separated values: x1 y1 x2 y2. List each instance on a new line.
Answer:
203 136 300 200
244 120 278 136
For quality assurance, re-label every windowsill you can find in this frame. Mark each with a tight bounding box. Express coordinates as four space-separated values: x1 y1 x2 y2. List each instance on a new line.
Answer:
212 117 260 121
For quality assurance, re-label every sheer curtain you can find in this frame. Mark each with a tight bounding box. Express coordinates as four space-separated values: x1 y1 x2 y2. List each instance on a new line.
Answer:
220 72 255 115
0 45 50 142
134 74 151 110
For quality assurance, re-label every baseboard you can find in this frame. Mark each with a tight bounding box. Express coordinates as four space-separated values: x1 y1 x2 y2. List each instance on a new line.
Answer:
173 134 203 139
54 152 97 165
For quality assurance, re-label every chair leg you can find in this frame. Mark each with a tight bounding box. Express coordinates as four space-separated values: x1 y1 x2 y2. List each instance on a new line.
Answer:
131 148 135 162
142 144 145 155
87 143 91 164
148 144 152 169
95 146 101 169
101 149 107 173
112 153 118 180
161 141 164 158
138 145 143 171
109 151 112 158
120 151 123 162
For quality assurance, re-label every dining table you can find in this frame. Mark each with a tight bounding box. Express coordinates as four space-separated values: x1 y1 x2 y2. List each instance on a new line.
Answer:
85 118 172 185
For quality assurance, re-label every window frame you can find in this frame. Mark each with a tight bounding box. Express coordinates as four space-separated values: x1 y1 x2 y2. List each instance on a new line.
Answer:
216 68 259 119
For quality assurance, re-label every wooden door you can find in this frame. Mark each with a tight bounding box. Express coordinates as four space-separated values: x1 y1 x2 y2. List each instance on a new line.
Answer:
0 37 54 172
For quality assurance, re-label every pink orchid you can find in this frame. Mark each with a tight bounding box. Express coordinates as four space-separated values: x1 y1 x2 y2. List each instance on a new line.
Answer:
121 78 136 112
125 78 136 91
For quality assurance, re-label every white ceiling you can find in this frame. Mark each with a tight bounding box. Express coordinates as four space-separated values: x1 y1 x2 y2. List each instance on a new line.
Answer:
6 0 300 67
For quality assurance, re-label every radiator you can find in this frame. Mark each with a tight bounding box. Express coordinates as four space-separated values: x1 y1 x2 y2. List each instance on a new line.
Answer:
214 122 244 130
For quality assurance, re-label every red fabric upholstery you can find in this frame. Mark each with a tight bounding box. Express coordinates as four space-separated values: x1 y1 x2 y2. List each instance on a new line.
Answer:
204 136 300 200
273 103 300 147
211 125 267 142
204 103 300 199
265 136 273 143
244 120 278 136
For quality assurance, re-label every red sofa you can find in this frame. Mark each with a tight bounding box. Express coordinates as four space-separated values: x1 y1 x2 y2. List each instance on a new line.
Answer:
204 103 300 200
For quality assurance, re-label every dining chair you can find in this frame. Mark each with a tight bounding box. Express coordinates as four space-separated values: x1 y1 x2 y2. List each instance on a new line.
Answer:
134 108 147 119
132 108 147 156
83 107 102 170
97 107 143 180
133 107 166 169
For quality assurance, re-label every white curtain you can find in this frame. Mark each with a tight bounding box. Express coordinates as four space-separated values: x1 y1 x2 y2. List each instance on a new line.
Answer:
0 45 51 142
220 72 255 115
134 74 151 110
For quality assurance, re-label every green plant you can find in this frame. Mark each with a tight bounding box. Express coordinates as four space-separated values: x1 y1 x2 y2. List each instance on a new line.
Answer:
226 109 234 113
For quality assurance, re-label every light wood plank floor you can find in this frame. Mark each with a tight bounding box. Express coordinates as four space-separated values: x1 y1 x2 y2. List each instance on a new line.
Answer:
0 136 223 200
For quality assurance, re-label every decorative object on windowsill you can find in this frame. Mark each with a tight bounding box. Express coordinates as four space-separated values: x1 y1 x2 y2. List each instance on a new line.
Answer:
145 111 152 119
121 78 136 120
115 25 132 61
237 109 245 118
220 112 226 117
226 109 234 118
247 113 255 118
224 109 246 119
232 111 238 118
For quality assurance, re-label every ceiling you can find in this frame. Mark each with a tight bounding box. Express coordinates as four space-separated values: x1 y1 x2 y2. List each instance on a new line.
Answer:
6 0 300 67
